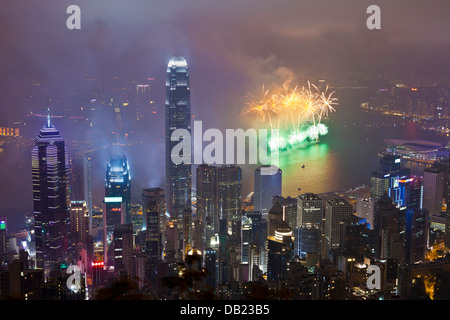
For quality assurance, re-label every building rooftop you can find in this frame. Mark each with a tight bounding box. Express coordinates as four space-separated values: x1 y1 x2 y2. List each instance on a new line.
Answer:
384 139 444 152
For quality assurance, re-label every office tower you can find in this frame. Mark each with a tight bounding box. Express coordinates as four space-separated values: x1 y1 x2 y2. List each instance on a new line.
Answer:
142 188 166 260
105 155 131 224
217 165 242 236
267 201 284 238
356 197 376 229
165 221 177 263
136 82 155 120
445 211 450 249
182 208 193 256
113 224 134 279
378 154 402 174
423 166 445 215
294 224 320 259
0 218 7 264
134 252 147 290
241 215 252 266
69 201 90 244
378 154 410 178
445 159 450 248
204 248 217 291
339 216 378 260
165 56 192 220
196 164 218 249
5 260 43 300
297 193 324 227
389 176 423 209
70 155 84 201
144 202 160 261
32 109 70 273
246 211 268 275
374 194 405 261
254 165 282 215
405 208 429 264
324 198 353 255
267 220 294 281
217 218 228 285
370 155 410 199
70 155 93 222
136 83 151 104
71 154 93 234
273 196 297 230
103 196 126 266
370 172 390 199
91 260 106 289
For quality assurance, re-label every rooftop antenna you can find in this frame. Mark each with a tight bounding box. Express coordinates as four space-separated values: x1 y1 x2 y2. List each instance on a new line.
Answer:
46 97 51 128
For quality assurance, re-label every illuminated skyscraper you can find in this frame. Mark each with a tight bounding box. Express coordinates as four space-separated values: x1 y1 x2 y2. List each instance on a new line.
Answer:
142 188 166 260
113 224 134 279
70 154 93 233
217 165 242 236
165 56 192 220
105 155 131 224
389 176 423 210
370 155 410 199
32 109 71 273
405 208 429 264
241 215 252 265
103 155 131 266
196 164 218 249
0 217 7 264
69 201 90 244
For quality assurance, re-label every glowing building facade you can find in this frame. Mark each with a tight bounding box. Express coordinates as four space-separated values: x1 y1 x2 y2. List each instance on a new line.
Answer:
105 155 131 224
103 155 130 266
165 56 192 220
32 109 71 273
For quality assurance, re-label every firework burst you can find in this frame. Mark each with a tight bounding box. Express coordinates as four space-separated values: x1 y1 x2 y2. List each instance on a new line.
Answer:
245 81 338 150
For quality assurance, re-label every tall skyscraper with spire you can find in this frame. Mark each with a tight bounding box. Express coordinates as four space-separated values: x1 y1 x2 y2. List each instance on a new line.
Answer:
32 108 71 274
165 57 192 220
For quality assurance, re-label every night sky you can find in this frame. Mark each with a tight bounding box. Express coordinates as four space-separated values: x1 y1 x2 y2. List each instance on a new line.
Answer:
1 0 449 117
0 0 449 230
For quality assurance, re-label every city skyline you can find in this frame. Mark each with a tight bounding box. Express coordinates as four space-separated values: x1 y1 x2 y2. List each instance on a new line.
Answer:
0 0 450 304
